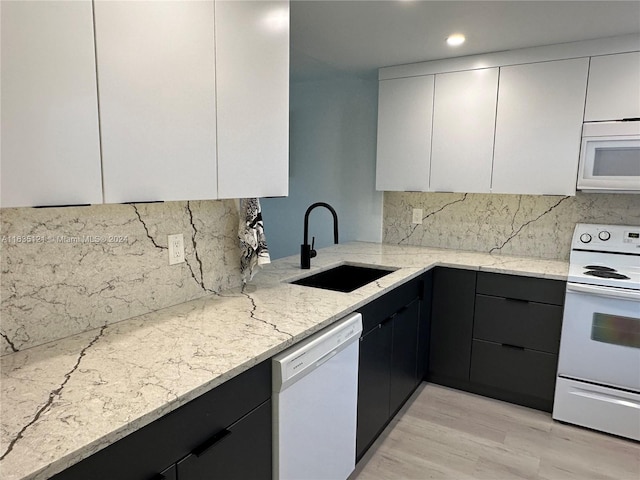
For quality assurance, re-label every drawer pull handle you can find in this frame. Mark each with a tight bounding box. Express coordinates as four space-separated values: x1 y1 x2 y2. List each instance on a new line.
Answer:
505 297 529 303
501 343 525 350
192 428 232 457
150 475 166 480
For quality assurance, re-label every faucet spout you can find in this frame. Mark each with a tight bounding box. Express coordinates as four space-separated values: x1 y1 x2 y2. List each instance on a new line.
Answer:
301 202 339 269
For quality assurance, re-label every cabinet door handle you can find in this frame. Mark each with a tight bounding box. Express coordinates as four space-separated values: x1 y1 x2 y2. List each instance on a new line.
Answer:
192 428 232 457
34 203 91 208
381 316 394 326
501 343 525 350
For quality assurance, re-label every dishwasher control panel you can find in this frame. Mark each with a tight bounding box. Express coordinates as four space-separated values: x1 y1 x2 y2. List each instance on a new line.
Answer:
272 313 363 389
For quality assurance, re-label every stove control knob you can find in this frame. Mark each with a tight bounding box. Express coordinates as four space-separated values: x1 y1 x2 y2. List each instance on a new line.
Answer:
598 231 611 241
580 233 592 243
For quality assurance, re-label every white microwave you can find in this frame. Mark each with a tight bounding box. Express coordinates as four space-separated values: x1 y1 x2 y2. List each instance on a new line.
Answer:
577 121 640 193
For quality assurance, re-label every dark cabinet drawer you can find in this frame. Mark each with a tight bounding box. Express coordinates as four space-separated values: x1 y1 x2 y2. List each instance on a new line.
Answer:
476 272 565 305
177 399 272 480
153 358 271 463
470 339 558 405
474 294 563 353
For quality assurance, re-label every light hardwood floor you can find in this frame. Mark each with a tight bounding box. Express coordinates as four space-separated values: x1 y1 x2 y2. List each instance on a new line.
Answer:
351 383 640 480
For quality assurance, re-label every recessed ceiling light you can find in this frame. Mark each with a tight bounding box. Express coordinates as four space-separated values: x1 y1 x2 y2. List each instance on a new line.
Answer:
446 34 466 47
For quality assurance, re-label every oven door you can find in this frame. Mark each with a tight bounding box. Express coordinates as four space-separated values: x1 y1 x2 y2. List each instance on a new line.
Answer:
558 282 640 392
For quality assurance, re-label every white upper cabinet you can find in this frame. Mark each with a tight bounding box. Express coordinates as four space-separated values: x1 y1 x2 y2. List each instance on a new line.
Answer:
215 0 290 199
95 1 217 203
430 68 498 193
94 0 217 204
584 52 640 122
376 76 434 191
491 58 589 195
1 0 102 208
2 0 290 206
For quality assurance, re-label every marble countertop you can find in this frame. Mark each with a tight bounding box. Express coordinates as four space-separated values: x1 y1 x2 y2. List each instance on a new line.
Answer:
0 242 568 480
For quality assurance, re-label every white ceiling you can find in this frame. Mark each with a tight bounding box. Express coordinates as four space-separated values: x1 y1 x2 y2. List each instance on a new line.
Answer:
290 0 640 80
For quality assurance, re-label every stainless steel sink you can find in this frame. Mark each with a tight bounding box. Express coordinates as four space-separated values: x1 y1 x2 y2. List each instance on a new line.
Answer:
290 264 395 293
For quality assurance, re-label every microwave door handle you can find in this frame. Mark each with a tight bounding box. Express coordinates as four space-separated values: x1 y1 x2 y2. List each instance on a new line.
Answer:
567 282 640 302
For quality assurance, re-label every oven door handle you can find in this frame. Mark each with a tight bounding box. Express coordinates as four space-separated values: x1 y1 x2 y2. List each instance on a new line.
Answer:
567 282 640 302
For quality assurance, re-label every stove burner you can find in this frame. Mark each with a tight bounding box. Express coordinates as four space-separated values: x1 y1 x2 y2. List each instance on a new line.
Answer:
584 265 617 272
585 270 630 280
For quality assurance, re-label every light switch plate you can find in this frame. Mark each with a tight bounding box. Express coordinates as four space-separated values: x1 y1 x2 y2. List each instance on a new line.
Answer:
412 208 423 224
168 234 185 265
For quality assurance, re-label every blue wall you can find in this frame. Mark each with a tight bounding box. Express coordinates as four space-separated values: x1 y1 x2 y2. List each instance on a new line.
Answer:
261 74 383 260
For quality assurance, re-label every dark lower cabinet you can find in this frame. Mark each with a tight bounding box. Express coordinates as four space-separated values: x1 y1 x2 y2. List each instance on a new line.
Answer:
428 268 566 413
356 320 392 459
52 360 271 480
177 399 271 480
429 268 477 386
356 275 429 460
390 299 420 415
469 272 565 412
416 270 433 382
157 465 177 480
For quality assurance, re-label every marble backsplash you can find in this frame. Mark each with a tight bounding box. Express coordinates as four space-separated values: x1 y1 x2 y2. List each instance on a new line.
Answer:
1 200 242 356
384 192 640 260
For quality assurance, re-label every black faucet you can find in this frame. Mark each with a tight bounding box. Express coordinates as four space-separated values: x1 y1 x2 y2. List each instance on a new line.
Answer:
301 202 339 269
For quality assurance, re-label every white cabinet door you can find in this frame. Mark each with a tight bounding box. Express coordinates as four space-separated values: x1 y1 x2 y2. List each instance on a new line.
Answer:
431 68 498 193
95 1 217 203
585 52 640 122
1 0 102 208
492 59 589 195
215 0 290 199
376 76 434 191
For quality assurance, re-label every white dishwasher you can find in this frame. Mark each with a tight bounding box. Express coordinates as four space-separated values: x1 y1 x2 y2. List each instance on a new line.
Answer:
272 312 362 480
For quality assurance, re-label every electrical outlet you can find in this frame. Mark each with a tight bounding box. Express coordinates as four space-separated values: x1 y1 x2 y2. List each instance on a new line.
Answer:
168 234 185 265
412 208 423 224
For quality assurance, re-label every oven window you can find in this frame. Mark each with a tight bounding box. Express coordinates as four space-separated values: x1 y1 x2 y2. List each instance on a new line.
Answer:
591 313 640 349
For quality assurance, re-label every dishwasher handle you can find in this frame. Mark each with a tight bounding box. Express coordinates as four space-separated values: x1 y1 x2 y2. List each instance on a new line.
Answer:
315 348 338 368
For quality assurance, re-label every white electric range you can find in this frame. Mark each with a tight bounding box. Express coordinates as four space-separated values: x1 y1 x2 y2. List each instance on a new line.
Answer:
553 223 640 441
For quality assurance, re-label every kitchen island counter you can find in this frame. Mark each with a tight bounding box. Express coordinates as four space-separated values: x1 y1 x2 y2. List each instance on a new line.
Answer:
0 242 567 480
